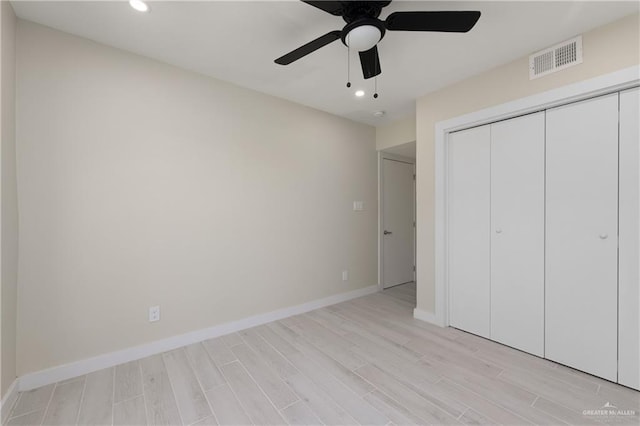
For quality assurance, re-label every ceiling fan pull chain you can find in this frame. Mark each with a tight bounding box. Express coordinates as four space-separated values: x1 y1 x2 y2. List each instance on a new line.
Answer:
373 75 379 99
346 35 351 88
373 47 379 99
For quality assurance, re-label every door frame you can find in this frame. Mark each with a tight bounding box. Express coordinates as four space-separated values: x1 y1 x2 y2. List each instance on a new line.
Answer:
378 152 416 291
423 65 640 327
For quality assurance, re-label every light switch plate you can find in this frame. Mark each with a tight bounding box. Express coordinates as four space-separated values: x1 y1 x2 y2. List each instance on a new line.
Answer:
353 201 364 211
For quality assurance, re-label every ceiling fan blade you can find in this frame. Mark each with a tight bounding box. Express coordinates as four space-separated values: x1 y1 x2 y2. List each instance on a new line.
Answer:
301 1 345 16
385 11 481 32
359 46 381 79
275 31 342 65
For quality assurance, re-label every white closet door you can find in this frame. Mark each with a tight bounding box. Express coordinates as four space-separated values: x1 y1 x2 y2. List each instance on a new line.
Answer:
490 112 545 357
619 87 640 390
545 93 619 381
448 125 491 338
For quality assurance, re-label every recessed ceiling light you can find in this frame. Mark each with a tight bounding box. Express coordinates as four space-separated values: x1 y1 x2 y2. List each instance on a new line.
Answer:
355 90 365 97
129 0 150 13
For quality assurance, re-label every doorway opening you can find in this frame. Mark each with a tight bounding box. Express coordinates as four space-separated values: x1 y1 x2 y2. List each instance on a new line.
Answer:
379 141 416 306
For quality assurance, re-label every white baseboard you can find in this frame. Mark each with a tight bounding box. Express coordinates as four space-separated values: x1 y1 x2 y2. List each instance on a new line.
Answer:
413 307 444 327
18 285 378 392
1 379 19 424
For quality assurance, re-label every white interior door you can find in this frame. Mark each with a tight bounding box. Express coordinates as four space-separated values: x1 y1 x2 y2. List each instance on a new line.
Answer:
545 93 619 381
382 158 415 289
619 87 640 390
448 125 491 338
490 112 545 357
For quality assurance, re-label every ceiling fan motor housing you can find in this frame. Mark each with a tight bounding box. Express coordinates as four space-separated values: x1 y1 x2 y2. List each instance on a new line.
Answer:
340 1 391 22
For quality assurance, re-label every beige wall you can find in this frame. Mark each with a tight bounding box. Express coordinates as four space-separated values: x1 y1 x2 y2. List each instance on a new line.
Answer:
16 21 377 376
375 116 416 151
0 0 18 398
416 13 640 313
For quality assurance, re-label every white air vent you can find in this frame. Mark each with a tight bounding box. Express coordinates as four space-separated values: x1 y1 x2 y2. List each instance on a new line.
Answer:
529 36 583 80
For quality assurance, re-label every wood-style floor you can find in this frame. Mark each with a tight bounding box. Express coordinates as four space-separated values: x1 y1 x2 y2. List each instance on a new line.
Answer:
5 282 639 425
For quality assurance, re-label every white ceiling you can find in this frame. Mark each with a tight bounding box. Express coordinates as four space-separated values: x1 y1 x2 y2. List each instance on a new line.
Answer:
11 1 639 126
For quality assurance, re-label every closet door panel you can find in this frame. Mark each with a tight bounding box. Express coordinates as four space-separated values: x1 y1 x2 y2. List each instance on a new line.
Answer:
448 125 491 338
619 87 640 390
490 112 545 357
545 93 619 381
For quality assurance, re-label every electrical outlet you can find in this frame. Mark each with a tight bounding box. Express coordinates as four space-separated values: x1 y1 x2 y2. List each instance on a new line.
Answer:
342 270 349 281
149 306 160 322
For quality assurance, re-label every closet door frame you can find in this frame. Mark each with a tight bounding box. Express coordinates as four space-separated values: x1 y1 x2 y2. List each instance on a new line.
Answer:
428 65 639 329
618 87 640 390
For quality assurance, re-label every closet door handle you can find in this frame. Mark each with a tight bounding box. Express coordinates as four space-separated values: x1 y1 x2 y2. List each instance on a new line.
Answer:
495 229 502 234
599 233 608 240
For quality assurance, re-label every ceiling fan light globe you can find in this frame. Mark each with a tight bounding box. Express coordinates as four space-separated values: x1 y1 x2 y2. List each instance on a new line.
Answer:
346 25 381 52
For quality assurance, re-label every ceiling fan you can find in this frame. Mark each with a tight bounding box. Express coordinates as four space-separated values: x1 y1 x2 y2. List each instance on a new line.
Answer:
275 1 481 79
